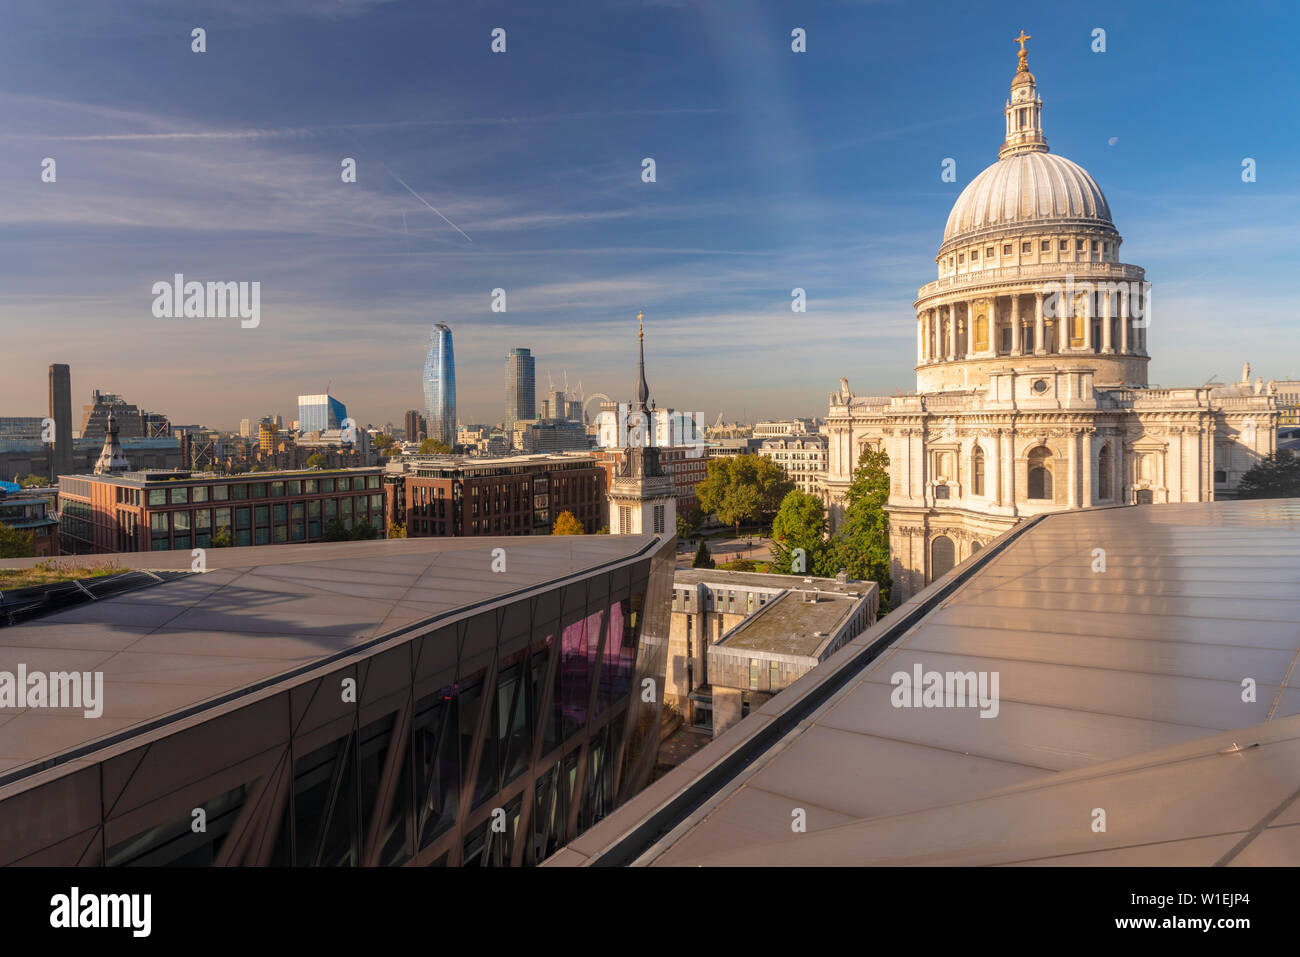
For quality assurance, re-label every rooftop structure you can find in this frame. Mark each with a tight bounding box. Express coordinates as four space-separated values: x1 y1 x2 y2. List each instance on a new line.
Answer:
0 532 676 866
547 499 1300 866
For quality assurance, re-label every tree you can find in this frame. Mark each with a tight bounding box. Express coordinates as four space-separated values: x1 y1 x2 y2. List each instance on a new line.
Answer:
0 524 35 559
1235 450 1300 499
419 439 452 455
769 489 834 575
372 433 396 453
306 453 327 469
676 515 693 540
552 511 584 535
211 527 233 548
595 524 609 535
696 455 792 536
692 539 715 569
386 521 407 539
17 473 45 488
831 447 893 611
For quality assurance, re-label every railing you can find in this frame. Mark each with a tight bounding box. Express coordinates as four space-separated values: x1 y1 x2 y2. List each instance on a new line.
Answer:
916 261 1146 300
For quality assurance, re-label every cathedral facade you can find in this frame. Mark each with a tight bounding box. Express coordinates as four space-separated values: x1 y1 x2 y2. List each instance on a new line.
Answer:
823 38 1278 603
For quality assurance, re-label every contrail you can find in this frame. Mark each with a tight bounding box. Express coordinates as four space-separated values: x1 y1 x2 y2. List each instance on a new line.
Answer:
343 128 472 243
379 161 473 243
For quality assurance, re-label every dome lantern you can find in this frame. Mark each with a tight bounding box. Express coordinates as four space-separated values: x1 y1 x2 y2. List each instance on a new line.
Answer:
1000 30 1047 159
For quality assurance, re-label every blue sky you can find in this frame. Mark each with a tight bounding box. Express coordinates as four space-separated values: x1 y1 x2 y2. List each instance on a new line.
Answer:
1 0 1297 430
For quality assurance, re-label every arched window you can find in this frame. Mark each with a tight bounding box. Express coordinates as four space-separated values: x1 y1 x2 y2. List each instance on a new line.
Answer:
972 445 985 496
970 541 982 554
1027 446 1053 500
1097 443 1112 500
931 535 956 581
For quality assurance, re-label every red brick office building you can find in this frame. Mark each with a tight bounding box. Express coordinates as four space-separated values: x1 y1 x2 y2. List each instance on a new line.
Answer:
57 467 385 554
387 454 605 537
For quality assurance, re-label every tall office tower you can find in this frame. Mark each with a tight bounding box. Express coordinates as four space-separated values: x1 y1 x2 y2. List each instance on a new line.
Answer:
297 394 347 433
240 418 252 438
47 364 73 481
505 347 536 439
404 409 427 442
423 322 457 446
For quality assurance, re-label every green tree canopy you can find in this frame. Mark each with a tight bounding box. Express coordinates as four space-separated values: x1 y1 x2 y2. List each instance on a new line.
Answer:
372 433 396 452
1235 450 1300 499
692 538 715 568
696 455 792 535
832 446 892 610
386 521 407 539
552 510 584 535
0 524 35 559
769 489 835 575
305 453 327 469
419 439 452 455
17 473 45 488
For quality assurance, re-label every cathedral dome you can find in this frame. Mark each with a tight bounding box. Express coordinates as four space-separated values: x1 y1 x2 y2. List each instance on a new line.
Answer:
942 151 1112 245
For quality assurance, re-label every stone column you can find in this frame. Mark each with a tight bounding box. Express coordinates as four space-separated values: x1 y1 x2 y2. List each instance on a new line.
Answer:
1067 430 1078 507
1101 289 1113 353
1081 291 1093 353
917 313 924 365
1081 429 1093 505
1034 291 1046 355
988 297 997 355
947 304 957 360
1119 288 1129 354
993 428 1003 505
964 300 975 359
1010 294 1022 356
1169 428 1184 502
1187 426 1202 501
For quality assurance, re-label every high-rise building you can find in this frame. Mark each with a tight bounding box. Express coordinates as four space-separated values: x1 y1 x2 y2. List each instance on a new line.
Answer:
47 363 73 481
404 409 427 442
424 322 456 446
297 394 347 433
505 347 535 440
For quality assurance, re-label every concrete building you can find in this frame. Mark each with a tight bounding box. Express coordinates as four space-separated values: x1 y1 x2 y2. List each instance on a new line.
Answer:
758 433 828 496
56 466 384 554
297 394 347 434
0 532 675 866
823 42 1276 603
404 409 428 443
665 569 877 735
753 418 819 439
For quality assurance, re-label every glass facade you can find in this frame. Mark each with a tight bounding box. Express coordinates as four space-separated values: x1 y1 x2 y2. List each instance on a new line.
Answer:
0 537 675 867
423 322 457 446
297 394 348 433
505 347 536 436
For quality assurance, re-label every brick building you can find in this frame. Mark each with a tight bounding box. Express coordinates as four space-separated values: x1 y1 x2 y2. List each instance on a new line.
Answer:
57 467 385 554
386 454 605 537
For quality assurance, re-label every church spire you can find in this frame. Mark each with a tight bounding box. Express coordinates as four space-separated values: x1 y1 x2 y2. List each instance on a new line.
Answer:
93 411 130 475
999 29 1048 159
634 311 651 413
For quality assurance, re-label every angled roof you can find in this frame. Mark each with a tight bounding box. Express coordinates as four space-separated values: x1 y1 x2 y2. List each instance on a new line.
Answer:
548 500 1300 866
0 534 659 785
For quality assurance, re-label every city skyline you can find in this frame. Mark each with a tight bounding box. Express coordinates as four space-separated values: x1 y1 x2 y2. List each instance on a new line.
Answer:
2 1 1297 428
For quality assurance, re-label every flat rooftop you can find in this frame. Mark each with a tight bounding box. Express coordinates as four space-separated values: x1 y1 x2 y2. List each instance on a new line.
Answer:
58 466 381 487
673 568 870 598
0 534 660 786
549 500 1300 867
719 592 860 658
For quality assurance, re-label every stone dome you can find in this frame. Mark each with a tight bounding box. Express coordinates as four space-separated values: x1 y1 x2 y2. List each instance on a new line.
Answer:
943 150 1113 246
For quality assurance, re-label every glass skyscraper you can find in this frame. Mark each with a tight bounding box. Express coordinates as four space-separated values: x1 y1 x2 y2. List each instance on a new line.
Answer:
297 394 347 433
505 347 536 437
423 322 456 446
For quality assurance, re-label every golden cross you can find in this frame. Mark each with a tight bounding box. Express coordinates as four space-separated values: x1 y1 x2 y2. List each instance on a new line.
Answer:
1014 30 1031 55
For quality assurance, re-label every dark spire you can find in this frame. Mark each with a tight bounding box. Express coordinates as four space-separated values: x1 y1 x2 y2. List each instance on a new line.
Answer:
635 311 650 413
